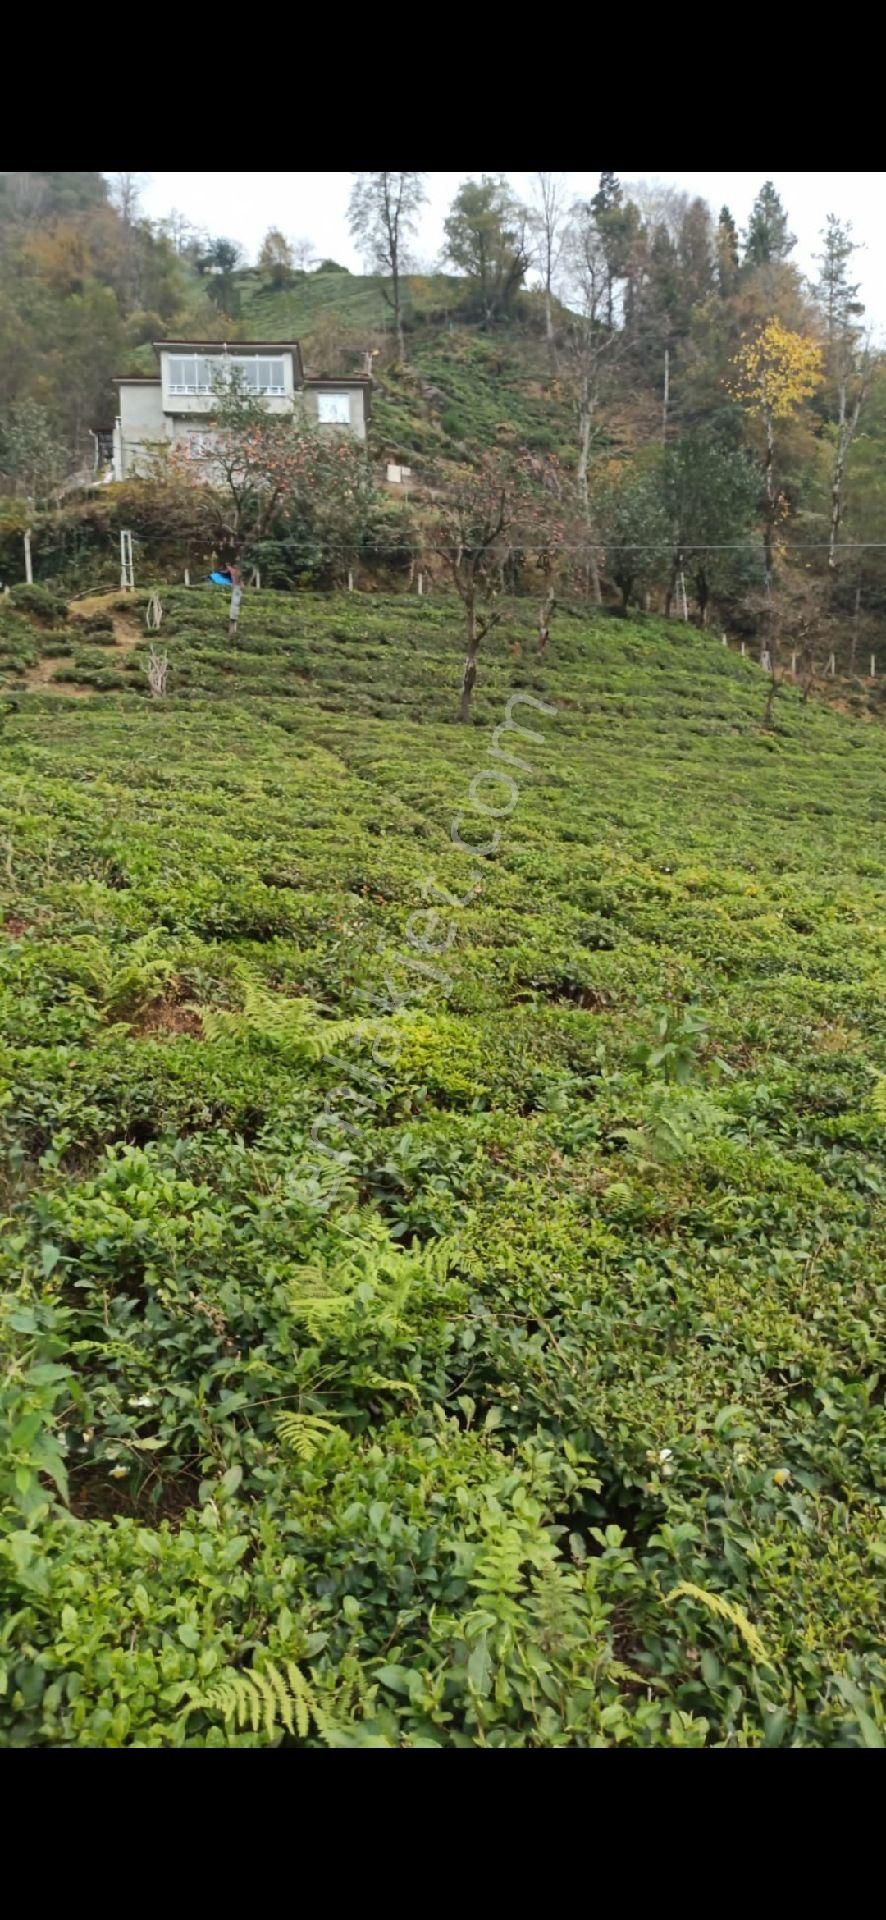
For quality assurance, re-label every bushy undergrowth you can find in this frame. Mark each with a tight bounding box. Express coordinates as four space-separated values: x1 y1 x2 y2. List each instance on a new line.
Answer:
0 592 883 1747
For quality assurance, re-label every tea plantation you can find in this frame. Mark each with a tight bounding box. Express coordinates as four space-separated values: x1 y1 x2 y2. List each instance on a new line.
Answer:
1 588 884 1748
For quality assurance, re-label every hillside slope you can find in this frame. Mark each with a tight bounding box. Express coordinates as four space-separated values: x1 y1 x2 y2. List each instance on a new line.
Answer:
1 594 884 1748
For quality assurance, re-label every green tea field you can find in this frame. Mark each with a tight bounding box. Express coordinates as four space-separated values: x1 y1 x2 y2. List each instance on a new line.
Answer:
1 589 884 1747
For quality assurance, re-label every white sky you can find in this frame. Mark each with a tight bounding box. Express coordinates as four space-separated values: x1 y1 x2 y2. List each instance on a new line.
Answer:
130 171 886 333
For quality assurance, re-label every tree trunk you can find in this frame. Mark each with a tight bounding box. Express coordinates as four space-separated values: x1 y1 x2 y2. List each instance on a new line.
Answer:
458 597 480 722
393 265 406 364
576 397 602 604
762 411 776 582
828 377 862 573
850 583 861 672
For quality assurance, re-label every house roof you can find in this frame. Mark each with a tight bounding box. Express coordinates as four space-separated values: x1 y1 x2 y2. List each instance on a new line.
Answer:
113 376 161 385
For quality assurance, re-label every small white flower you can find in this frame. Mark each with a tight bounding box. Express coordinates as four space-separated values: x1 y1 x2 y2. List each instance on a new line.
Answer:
109 1465 129 1481
128 1394 154 1409
658 1448 673 1464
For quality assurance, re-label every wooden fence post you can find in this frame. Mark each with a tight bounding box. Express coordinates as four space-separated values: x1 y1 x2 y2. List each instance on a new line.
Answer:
228 583 242 640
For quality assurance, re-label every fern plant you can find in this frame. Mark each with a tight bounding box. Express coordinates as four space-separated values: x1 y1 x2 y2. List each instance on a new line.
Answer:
201 964 372 1065
275 1410 337 1459
183 1659 321 1742
666 1582 769 1664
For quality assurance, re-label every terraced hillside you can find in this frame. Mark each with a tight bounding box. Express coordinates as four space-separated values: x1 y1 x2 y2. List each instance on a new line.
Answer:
1 589 884 1747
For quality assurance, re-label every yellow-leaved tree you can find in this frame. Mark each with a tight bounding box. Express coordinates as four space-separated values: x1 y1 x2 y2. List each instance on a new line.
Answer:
729 320 823 578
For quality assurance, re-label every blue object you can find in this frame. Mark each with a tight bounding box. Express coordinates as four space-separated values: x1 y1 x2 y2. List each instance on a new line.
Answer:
208 570 232 586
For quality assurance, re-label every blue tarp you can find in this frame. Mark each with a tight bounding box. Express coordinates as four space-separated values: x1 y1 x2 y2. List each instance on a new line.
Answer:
208 571 232 586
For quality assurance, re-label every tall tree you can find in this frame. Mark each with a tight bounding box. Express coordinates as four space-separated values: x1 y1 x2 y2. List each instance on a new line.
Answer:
562 203 620 601
816 214 869 572
663 429 761 624
730 319 823 579
530 172 567 358
716 207 739 295
591 171 626 326
596 462 670 610
258 228 295 289
202 237 243 313
348 172 426 363
444 177 531 329
678 198 714 308
744 182 795 267
437 452 558 719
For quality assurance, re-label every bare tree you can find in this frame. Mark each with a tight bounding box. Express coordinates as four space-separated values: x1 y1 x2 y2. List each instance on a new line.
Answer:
291 235 316 272
109 172 147 227
441 465 510 721
562 204 620 603
816 217 869 575
530 172 567 361
348 172 426 363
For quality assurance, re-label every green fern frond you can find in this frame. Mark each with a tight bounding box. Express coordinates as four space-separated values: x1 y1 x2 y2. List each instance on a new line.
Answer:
666 1581 768 1664
185 1658 318 1742
871 1077 886 1124
275 1411 337 1459
202 962 374 1065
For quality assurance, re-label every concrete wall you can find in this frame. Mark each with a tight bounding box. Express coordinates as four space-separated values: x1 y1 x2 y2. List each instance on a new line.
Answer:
302 386 368 442
116 384 167 478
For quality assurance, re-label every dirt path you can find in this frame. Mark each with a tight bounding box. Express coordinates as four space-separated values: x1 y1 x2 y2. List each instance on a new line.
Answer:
13 592 143 696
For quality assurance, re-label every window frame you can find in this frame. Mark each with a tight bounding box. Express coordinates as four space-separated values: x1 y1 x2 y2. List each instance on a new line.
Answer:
316 391 352 425
165 354 288 397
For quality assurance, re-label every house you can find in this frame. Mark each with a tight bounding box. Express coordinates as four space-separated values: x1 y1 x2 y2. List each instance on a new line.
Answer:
112 340 371 481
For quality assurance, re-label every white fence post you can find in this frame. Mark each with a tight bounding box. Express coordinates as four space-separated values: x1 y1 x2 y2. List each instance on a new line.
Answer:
120 530 134 592
827 652 835 677
791 651 797 677
24 528 33 585
184 567 190 587
871 654 877 678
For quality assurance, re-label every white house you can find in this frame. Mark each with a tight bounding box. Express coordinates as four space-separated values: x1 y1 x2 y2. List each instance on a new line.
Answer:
112 340 371 481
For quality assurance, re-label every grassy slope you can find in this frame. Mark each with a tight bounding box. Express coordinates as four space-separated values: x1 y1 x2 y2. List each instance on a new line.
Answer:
239 269 577 465
1 590 884 1748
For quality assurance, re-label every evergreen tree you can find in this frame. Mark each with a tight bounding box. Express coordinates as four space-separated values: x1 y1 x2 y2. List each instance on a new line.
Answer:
744 182 795 266
716 207 739 295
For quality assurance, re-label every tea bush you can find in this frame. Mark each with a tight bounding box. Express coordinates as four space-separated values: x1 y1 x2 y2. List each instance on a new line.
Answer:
0 590 883 1746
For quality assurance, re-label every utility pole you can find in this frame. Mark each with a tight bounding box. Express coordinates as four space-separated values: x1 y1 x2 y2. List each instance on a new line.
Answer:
662 346 670 446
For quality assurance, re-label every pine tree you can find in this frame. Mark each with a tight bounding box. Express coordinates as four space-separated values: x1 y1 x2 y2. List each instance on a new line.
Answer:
744 182 795 266
716 207 739 294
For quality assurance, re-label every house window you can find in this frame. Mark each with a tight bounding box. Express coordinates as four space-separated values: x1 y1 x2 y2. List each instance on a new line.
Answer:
230 357 286 394
317 392 351 425
167 356 214 394
166 355 287 396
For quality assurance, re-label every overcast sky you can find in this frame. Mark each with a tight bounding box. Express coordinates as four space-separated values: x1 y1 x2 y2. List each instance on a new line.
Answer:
131 172 886 333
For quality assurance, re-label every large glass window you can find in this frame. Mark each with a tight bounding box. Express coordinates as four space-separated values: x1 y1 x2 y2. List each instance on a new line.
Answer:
166 355 286 395
317 392 351 425
230 357 286 393
167 356 214 393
